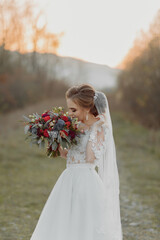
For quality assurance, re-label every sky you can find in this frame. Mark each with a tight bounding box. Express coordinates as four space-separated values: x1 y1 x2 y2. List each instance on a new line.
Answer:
35 0 160 68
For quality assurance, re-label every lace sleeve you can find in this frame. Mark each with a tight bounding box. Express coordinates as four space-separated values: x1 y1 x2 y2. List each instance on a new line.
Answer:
85 122 106 169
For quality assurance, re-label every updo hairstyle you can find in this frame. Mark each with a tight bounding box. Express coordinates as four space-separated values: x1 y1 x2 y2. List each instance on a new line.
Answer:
65 84 98 117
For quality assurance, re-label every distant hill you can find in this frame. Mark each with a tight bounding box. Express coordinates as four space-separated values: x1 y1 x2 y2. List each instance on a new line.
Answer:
50 56 122 90
10 51 122 90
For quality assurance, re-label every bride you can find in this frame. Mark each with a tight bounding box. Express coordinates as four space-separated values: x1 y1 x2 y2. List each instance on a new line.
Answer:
30 84 123 240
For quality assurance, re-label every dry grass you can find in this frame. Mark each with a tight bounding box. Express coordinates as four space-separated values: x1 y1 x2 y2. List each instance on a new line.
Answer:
0 99 160 240
0 97 67 135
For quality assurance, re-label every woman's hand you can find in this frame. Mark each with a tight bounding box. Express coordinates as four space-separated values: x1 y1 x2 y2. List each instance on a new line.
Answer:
59 146 68 159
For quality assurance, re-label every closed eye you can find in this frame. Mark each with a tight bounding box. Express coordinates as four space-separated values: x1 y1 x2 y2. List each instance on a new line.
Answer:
68 108 76 112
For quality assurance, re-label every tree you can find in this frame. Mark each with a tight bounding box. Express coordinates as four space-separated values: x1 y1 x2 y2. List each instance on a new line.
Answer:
117 9 160 129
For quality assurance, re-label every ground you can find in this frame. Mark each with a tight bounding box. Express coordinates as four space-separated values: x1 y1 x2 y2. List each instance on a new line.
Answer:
0 99 159 240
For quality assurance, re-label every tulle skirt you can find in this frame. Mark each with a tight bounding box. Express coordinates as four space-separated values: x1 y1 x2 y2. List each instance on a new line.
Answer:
30 163 108 240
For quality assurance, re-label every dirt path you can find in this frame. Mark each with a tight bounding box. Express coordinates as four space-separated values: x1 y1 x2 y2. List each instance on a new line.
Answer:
119 158 159 240
0 102 159 240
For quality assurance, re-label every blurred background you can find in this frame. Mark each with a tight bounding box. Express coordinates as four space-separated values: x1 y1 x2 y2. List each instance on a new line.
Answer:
0 0 160 239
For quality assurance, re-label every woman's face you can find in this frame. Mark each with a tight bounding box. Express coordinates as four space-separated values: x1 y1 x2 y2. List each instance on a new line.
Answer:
66 98 88 122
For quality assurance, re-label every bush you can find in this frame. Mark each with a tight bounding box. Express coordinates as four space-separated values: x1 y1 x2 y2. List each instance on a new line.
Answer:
118 39 160 129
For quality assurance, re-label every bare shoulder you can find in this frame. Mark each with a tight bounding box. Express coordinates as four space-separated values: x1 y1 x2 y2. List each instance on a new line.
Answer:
96 114 109 130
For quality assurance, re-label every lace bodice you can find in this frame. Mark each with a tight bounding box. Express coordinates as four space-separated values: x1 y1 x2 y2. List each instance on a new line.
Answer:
66 119 109 170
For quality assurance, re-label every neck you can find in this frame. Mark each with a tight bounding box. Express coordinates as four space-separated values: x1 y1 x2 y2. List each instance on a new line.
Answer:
83 114 99 127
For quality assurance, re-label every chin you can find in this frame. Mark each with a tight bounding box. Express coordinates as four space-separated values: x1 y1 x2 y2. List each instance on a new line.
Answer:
76 117 81 121
77 117 81 121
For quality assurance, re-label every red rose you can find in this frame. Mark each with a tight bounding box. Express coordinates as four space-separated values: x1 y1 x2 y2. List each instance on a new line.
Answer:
61 116 68 122
43 129 49 137
60 130 68 137
43 116 51 122
65 121 71 128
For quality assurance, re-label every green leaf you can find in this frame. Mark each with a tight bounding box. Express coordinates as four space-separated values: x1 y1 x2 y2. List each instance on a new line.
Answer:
31 140 38 144
25 135 31 140
23 115 31 122
52 142 58 151
44 119 52 128
37 138 42 144
32 135 38 139
64 135 71 144
24 125 30 134
61 140 68 149
39 140 45 149
41 140 45 148
57 134 62 143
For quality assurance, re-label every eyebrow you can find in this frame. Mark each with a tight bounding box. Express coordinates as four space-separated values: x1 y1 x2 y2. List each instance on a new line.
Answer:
68 107 76 110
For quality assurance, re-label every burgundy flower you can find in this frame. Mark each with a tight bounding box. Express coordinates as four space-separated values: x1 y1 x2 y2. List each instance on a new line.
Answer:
42 113 50 117
69 130 76 139
37 128 42 137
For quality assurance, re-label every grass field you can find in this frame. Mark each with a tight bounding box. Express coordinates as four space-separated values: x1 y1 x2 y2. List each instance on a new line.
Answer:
0 102 160 240
113 111 160 239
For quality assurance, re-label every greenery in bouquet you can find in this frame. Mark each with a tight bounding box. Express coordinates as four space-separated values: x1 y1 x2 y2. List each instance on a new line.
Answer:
23 107 81 158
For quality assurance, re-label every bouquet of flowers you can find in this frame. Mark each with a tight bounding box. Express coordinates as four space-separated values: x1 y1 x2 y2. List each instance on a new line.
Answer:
23 107 81 158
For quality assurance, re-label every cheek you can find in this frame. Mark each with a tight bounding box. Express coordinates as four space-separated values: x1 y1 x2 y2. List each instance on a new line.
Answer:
77 110 84 118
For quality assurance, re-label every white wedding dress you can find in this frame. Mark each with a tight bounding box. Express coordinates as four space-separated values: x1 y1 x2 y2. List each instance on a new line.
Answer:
30 120 122 240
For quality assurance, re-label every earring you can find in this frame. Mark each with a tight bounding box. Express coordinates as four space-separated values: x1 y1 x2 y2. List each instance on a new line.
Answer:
86 111 88 121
